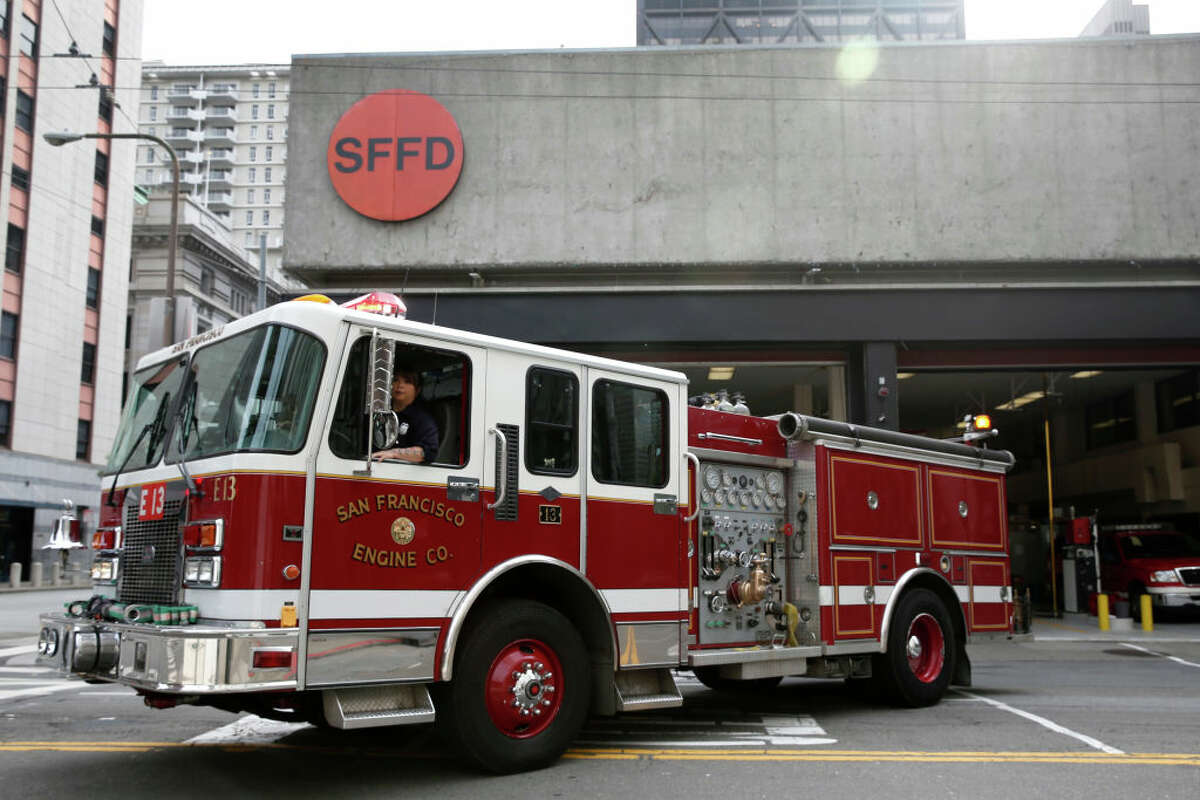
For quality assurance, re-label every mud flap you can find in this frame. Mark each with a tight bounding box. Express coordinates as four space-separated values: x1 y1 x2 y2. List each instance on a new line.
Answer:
951 645 972 687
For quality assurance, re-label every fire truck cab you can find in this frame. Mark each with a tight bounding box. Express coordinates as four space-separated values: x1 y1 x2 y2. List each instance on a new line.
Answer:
39 295 1017 773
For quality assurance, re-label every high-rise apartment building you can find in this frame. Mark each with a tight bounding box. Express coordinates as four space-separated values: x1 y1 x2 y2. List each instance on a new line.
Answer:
637 0 965 46
1080 0 1150 37
137 63 294 294
0 0 142 582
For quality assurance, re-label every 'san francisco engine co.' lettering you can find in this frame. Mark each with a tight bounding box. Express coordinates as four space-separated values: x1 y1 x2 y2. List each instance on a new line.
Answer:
336 493 466 527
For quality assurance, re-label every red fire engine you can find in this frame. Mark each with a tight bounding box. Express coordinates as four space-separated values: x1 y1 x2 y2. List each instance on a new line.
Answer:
39 293 1017 773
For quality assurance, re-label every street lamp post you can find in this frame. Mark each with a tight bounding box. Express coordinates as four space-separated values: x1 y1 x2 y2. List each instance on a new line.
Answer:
45 131 180 347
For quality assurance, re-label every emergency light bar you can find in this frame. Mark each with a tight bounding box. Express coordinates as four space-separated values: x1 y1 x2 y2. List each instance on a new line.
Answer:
341 291 406 318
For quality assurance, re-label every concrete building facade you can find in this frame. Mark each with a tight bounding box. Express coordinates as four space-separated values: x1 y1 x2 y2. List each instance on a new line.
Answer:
283 36 1200 546
0 0 143 582
1080 0 1151 38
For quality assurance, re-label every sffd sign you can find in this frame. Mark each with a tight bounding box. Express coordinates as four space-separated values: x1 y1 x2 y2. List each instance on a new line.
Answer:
327 90 464 221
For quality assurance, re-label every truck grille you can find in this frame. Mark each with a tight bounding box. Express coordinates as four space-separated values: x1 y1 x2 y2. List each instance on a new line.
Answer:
117 500 184 605
1179 567 1200 586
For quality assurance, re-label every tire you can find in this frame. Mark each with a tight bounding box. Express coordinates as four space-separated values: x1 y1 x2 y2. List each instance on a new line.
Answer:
875 588 956 707
693 667 783 693
438 599 589 773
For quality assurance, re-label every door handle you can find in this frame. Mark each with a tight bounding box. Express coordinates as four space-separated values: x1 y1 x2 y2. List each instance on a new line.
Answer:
487 427 507 511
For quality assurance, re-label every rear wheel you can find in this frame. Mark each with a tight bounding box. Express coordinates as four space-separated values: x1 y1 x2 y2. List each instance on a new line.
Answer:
693 667 782 692
875 588 956 707
438 600 589 773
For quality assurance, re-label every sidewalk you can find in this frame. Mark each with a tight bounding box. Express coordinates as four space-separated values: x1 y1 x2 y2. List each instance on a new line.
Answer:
1031 611 1200 642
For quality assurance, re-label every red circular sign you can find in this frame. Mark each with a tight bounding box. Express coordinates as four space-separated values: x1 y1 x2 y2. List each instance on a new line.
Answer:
327 90 464 221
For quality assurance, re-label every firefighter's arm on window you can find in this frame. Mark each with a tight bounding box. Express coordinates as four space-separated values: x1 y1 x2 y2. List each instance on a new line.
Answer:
371 446 425 463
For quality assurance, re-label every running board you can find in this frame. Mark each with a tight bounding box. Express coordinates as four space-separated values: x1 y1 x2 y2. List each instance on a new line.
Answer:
322 684 435 729
614 668 683 712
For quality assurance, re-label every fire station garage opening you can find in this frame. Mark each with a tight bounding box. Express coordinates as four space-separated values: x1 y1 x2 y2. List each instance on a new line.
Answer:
656 363 839 419
330 337 471 466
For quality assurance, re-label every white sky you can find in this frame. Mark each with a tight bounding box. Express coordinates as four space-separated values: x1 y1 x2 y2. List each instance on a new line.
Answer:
142 0 1200 65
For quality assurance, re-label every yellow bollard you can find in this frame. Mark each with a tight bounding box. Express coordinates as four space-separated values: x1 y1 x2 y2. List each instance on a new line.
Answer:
1097 594 1110 631
1140 594 1154 632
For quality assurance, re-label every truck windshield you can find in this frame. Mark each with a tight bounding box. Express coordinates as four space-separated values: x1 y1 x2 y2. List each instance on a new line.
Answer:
103 357 189 475
170 324 325 460
1120 532 1200 559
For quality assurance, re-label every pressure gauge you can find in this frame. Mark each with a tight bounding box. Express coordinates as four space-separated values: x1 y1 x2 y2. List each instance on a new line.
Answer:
753 491 764 508
738 475 749 489
754 475 765 490
714 489 727 505
721 470 735 487
776 496 787 511
700 488 714 506
704 466 721 490
709 594 728 614
738 550 753 567
766 473 783 495
740 490 754 507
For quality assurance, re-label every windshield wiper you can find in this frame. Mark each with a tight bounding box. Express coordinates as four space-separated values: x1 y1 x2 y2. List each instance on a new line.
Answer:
172 398 204 498
106 422 153 506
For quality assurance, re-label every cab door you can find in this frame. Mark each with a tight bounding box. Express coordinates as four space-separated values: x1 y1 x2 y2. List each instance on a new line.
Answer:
584 368 687 669
305 327 486 686
480 352 583 569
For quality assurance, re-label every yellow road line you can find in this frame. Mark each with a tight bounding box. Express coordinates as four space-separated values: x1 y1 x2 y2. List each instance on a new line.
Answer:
1 742 1198 767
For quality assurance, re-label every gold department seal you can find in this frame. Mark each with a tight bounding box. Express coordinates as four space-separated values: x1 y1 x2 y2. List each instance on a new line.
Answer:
391 517 415 545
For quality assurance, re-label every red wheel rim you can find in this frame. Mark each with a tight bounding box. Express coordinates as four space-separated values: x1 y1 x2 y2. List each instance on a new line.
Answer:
905 613 945 683
483 638 564 739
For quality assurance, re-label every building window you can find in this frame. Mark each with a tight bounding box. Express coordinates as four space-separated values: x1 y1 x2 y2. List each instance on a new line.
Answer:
251 104 259 120
5 224 24 273
1085 390 1136 450
0 399 10 446
81 342 96 384
1 311 17 359
19 14 37 57
15 90 33 132
249 145 257 162
250 125 258 139
91 216 105 238
248 167 256 183
267 104 275 119
94 150 109 186
144 169 154 183
149 105 157 121
266 126 274 140
1156 370 1200 433
150 85 159 101
246 210 254 226
263 210 270 226
247 188 255 204
268 81 276 98
98 91 113 123
200 267 214 296
264 167 272 183
11 166 30 192
263 188 271 204
76 419 91 460
102 21 116 56
265 146 273 161
146 147 156 164
252 83 260 99
86 268 101 309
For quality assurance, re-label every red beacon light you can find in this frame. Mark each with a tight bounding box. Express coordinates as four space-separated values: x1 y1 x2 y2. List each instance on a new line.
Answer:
341 291 406 319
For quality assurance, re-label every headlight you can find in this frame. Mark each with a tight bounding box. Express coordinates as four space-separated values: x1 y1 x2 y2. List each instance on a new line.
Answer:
90 557 118 584
1149 569 1179 584
38 627 59 656
184 556 221 588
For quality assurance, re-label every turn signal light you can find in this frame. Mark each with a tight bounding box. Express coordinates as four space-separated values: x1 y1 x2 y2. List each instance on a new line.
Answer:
92 526 121 551
183 520 224 551
972 414 992 431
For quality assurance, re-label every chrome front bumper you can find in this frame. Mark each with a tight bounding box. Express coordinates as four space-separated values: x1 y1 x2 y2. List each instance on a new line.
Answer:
37 612 300 694
1147 586 1200 609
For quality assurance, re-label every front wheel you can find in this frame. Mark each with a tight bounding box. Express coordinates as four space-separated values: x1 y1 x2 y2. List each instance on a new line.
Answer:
438 600 590 773
874 588 956 707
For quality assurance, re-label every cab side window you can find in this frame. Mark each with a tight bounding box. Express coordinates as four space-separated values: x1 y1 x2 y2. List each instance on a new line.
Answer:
328 336 471 467
591 379 668 488
526 367 577 476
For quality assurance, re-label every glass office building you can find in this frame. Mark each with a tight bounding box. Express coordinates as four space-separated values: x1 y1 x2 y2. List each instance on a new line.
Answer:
638 0 965 46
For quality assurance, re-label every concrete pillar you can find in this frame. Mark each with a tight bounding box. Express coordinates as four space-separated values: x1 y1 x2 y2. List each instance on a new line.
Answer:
30 561 42 587
8 562 20 588
828 365 848 422
848 343 898 430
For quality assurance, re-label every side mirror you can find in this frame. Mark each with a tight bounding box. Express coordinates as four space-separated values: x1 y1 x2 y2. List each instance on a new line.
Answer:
365 331 395 416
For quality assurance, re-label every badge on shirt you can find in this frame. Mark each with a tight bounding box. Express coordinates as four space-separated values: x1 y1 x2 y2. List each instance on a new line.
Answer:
399 422 410 436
